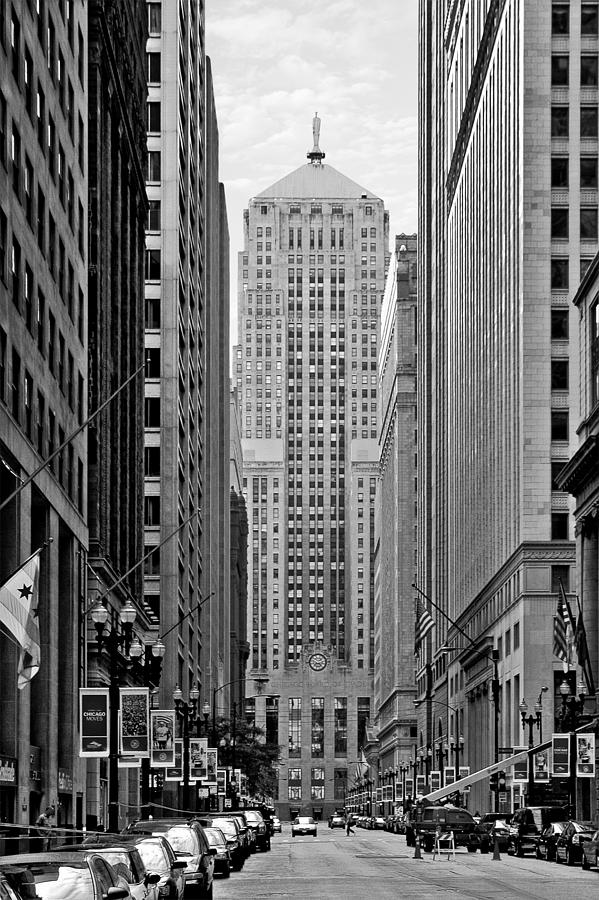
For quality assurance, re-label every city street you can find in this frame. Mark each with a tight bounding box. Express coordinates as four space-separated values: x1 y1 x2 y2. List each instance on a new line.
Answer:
215 825 599 900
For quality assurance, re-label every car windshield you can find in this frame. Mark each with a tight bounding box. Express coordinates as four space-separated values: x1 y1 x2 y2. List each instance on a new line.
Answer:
164 827 196 854
12 863 95 900
94 851 133 883
573 822 595 833
244 812 263 824
212 820 236 839
295 818 314 825
136 841 168 873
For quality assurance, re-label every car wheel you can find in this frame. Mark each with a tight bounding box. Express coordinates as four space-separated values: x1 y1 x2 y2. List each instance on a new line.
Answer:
566 848 573 866
516 841 524 858
222 862 231 878
582 855 590 871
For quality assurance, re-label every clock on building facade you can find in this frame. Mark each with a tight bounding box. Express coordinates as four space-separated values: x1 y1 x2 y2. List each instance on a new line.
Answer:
308 652 328 671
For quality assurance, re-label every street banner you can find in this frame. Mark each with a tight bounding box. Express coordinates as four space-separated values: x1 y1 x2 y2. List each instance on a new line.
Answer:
206 748 218 782
415 774 426 796
533 748 550 782
190 738 208 780
217 767 227 795
165 741 184 781
79 688 109 757
444 766 455 786
430 770 441 792
396 782 404 801
119 687 150 756
513 747 528 783
150 710 175 766
458 766 470 792
576 733 595 777
552 734 570 776
405 777 413 799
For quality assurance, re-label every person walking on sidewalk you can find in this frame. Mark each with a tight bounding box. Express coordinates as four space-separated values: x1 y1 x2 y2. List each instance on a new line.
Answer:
345 815 354 835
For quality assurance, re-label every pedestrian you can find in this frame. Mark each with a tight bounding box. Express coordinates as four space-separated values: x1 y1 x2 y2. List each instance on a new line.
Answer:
345 815 354 836
34 806 55 851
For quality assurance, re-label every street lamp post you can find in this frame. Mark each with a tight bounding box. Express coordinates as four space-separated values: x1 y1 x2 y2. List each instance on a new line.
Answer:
90 599 137 834
450 734 464 806
399 764 408 807
519 697 542 807
436 741 447 778
559 677 587 819
173 683 205 813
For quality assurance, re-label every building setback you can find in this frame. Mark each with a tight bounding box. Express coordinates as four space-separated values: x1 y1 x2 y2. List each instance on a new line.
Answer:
418 2 595 813
235 120 389 819
0 0 88 829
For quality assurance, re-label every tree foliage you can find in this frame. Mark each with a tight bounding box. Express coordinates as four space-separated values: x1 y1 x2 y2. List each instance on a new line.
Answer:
214 716 280 799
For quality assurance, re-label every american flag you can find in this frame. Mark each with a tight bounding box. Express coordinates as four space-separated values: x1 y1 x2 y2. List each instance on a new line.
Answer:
552 583 569 663
414 599 435 653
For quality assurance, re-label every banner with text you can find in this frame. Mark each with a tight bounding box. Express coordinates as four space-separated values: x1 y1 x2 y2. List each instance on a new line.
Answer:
150 710 176 766
79 688 109 757
120 688 150 757
576 733 595 777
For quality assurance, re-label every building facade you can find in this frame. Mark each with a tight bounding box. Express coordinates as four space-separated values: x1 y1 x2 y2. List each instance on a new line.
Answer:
235 121 389 818
418 1 597 812
0 0 88 829
374 235 418 809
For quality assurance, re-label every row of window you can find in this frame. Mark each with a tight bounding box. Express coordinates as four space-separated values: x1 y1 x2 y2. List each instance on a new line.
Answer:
551 54 599 87
551 104 598 136
552 5 599 36
551 205 599 239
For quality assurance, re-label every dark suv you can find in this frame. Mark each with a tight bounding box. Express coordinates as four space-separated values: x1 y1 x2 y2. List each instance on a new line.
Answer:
508 806 568 857
242 809 271 851
413 806 477 852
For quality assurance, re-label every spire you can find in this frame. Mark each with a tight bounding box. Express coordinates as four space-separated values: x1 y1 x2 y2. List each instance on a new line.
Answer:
307 112 325 164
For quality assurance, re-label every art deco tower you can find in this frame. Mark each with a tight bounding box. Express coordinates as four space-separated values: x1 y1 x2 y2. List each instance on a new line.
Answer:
235 119 389 819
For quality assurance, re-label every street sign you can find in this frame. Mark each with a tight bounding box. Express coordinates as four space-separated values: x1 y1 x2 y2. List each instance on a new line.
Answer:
498 791 507 803
498 747 513 754
224 798 232 808
197 787 209 798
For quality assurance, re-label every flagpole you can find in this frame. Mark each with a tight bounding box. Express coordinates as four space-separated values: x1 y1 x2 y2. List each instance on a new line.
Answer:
0 362 145 514
0 538 53 589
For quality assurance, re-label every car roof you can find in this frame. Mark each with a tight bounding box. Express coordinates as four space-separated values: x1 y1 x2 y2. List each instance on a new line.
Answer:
0 852 94 866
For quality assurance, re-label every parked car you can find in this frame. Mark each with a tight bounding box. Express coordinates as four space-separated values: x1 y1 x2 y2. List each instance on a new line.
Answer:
413 805 477 853
535 822 567 862
555 821 595 866
468 813 513 853
132 836 187 900
508 807 568 857
201 813 251 860
371 816 386 830
272 816 282 833
242 810 271 852
291 817 318 838
54 842 160 900
202 827 231 878
123 818 215 898
194 816 244 871
581 828 599 870
0 852 131 900
328 815 345 829
0 874 19 900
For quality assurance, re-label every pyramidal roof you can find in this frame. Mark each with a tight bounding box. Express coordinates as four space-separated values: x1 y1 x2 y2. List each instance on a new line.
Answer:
255 162 380 201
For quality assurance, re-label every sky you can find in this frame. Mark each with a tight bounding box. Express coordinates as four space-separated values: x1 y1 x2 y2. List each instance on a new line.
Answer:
206 0 419 318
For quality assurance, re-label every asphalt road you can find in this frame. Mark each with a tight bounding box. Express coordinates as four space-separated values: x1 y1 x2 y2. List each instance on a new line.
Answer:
213 824 599 899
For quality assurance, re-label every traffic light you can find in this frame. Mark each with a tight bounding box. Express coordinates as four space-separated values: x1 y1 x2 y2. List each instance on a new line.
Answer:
497 771 507 792
489 772 498 792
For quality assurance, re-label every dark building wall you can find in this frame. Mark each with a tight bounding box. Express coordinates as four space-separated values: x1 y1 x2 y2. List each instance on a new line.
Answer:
87 0 147 600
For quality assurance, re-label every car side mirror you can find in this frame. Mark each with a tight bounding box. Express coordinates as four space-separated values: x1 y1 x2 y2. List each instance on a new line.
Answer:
105 888 130 900
172 860 188 870
208 847 218 855
145 872 161 885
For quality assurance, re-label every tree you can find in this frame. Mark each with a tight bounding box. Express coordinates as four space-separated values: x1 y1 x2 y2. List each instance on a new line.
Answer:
214 715 280 799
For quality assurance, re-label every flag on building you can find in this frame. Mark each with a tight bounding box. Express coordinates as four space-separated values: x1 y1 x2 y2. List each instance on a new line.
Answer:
0 553 41 688
574 596 596 695
552 585 569 663
354 749 370 782
414 599 434 654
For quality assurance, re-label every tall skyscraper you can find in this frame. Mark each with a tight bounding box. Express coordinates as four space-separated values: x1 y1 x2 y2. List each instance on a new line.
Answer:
236 119 389 819
418 2 594 811
0 0 88 828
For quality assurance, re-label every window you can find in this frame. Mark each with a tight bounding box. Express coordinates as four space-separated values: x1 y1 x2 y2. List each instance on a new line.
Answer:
551 258 569 290
143 545 160 575
144 496 160 525
580 206 598 240
311 698 324 758
148 2 161 35
334 697 347 755
551 156 569 187
11 122 20 195
551 409 569 440
551 207 569 239
551 359 569 390
144 446 160 477
551 513 569 540
551 565 570 593
147 102 160 132
145 347 160 378
144 397 160 427
581 55 599 86
147 150 161 181
551 106 569 138
551 460 566 490
582 4 599 35
551 55 569 86
288 698 301 758
552 4 570 35
581 156 598 187
145 249 161 280
148 199 161 231
147 52 161 82
145 296 160 329
581 106 598 137
551 308 569 339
